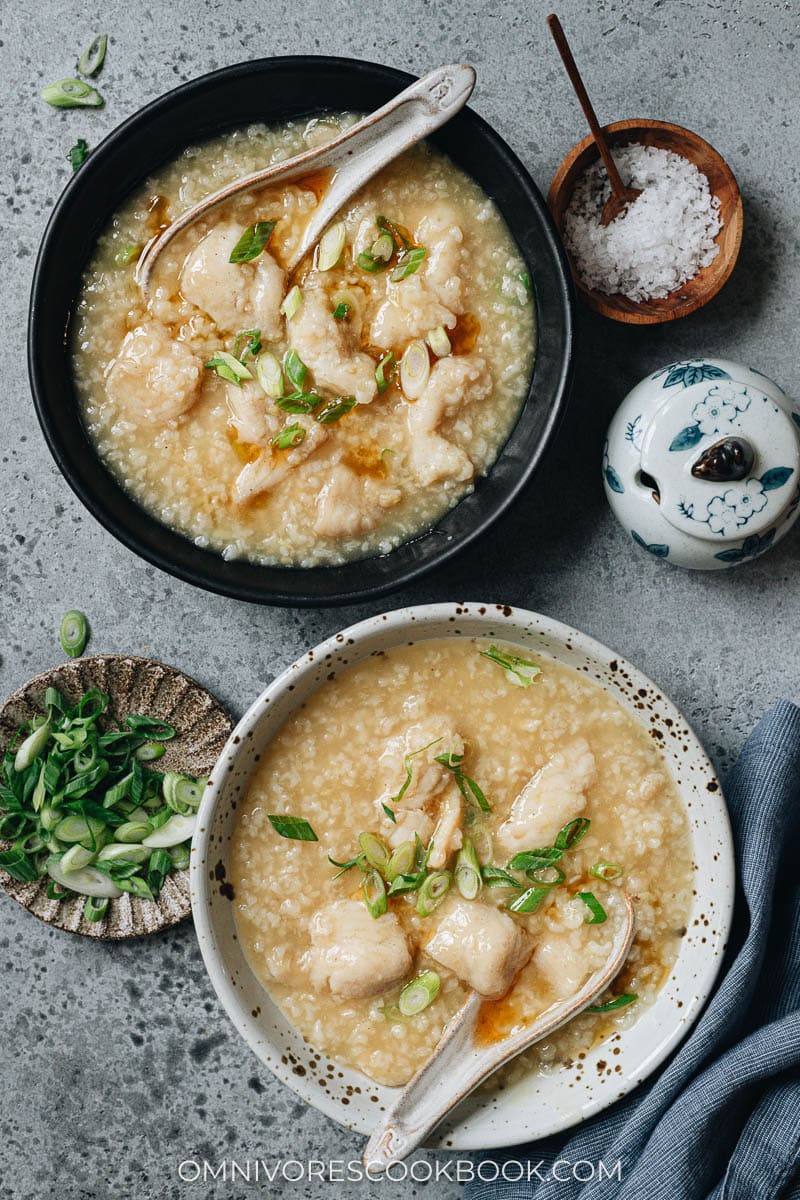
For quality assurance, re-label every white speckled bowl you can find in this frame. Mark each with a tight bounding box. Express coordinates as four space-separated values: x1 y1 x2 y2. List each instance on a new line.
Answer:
191 603 735 1149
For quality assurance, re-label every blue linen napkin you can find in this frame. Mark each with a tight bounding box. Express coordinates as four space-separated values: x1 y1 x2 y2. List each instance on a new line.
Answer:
465 701 800 1200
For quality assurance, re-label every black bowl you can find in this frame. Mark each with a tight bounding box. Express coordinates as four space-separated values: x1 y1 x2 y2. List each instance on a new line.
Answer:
29 56 574 606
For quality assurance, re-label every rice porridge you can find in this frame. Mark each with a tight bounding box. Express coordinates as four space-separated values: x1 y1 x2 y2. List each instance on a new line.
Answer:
72 117 536 567
231 637 693 1088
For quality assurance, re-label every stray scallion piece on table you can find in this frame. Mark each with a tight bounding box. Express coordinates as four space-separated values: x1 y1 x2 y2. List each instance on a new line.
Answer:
66 138 89 172
77 33 108 77
0 688 205 912
59 609 89 658
41 78 104 109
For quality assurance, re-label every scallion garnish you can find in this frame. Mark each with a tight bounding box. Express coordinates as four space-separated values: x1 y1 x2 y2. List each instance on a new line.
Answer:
398 971 440 1016
317 221 346 271
274 392 322 415
527 864 566 886
205 352 254 387
328 853 363 879
280 285 303 320
391 246 427 282
0 685 196 906
233 328 262 361
426 326 452 358
385 840 415 882
113 244 142 267
283 349 308 390
229 220 277 264
588 993 637 1013
255 351 284 399
480 644 542 688
376 215 413 251
399 340 430 399
314 396 357 423
66 138 89 172
454 839 482 900
375 352 396 395
577 891 607 924
42 78 104 109
271 423 306 450
59 609 89 658
134 741 166 763
83 895 109 922
358 831 391 874
507 846 564 872
357 250 385 274
77 33 107 77
381 801 397 823
481 865 523 889
390 737 444 806
267 814 318 841
507 884 550 914
590 861 623 881
362 868 387 918
416 869 451 917
554 817 591 851
434 751 491 814
370 232 395 263
162 772 206 815
332 302 350 320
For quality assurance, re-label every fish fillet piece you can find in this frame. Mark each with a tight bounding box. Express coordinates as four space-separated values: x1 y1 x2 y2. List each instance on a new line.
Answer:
306 899 412 1000
496 738 596 858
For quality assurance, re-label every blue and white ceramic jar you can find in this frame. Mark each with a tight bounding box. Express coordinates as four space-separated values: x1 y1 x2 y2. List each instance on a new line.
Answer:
603 359 800 569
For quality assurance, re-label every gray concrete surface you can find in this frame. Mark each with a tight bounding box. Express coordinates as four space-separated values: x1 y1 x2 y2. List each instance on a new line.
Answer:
1 0 798 1196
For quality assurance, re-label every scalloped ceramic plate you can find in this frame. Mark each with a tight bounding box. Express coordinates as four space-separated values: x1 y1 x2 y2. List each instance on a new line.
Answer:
191 603 735 1150
0 654 232 939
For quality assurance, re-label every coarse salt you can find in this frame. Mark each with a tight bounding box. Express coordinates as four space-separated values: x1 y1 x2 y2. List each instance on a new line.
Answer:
563 143 723 301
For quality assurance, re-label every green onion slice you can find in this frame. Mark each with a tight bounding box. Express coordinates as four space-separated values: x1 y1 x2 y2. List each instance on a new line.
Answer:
390 737 444 806
382 801 397 823
362 868 387 918
275 391 322 415
590 861 623 881
280 285 303 320
205 352 254 386
168 842 191 870
527 864 566 886
398 971 440 1016
142 813 196 849
77 33 107 77
481 865 523 889
315 396 357 424
255 351 284 399
41 78 104 108
163 772 205 814
375 352 396 395
358 832 391 874
0 846 40 882
507 846 563 872
83 896 109 922
267 814 318 841
507 884 551 914
283 349 308 390
233 328 262 361
14 720 51 772
555 817 591 851
426 326 451 358
332 302 350 320
577 891 607 923
328 853 363 880
271 423 306 450
370 232 394 263
67 138 89 172
59 610 89 658
399 340 430 400
113 244 142 267
455 839 482 900
588 993 637 1013
229 220 277 264
135 741 165 763
125 715 175 740
385 840 415 882
416 869 451 917
480 644 542 688
391 246 427 282
317 221 346 271
357 251 384 274
376 215 413 250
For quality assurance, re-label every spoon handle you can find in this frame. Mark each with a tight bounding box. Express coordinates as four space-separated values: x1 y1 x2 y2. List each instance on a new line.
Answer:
290 64 476 269
546 14 628 200
363 895 635 1173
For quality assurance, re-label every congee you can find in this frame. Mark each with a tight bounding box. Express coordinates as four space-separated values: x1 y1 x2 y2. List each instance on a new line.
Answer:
72 117 536 566
231 638 693 1088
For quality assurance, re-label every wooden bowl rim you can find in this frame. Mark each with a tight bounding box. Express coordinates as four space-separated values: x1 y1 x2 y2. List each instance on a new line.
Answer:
547 118 744 325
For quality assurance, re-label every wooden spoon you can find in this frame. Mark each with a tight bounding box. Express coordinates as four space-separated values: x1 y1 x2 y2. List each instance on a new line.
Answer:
135 63 476 294
363 892 635 1172
547 14 641 225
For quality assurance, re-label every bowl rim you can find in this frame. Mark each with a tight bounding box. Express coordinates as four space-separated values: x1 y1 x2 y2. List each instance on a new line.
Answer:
27 55 575 606
190 601 735 1148
547 117 744 325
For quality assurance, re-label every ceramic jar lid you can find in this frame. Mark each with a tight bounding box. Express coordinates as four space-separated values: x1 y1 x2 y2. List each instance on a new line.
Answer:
604 359 800 569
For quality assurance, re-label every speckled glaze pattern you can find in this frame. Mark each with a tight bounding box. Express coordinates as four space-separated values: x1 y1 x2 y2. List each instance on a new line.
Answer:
191 603 735 1151
604 359 800 569
0 654 232 939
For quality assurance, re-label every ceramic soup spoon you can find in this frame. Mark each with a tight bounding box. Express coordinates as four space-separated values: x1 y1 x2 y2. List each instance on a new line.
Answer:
135 63 476 293
363 892 636 1172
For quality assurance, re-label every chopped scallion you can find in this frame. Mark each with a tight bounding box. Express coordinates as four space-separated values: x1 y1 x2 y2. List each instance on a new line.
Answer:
375 352 396 395
385 840 415 882
317 221 346 271
507 884 550 914
315 396 356 423
416 869 451 917
358 831 391 874
42 78 104 108
399 340 430 399
426 326 451 358
267 814 318 841
205 351 254 387
480 644 542 688
59 609 89 658
391 246 427 282
77 33 107 77
555 817 591 851
362 868 387 918
283 349 308 390
271 423 306 450
588 993 637 1013
455 839 482 900
66 138 89 172
481 865 523 889
332 302 350 320
255 351 284 399
233 328 262 361
398 971 440 1016
229 220 276 264
280 285 303 320
577 891 607 924
83 895 109 922
590 861 623 881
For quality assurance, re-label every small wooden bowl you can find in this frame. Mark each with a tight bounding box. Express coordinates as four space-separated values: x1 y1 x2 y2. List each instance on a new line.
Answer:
548 119 743 324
